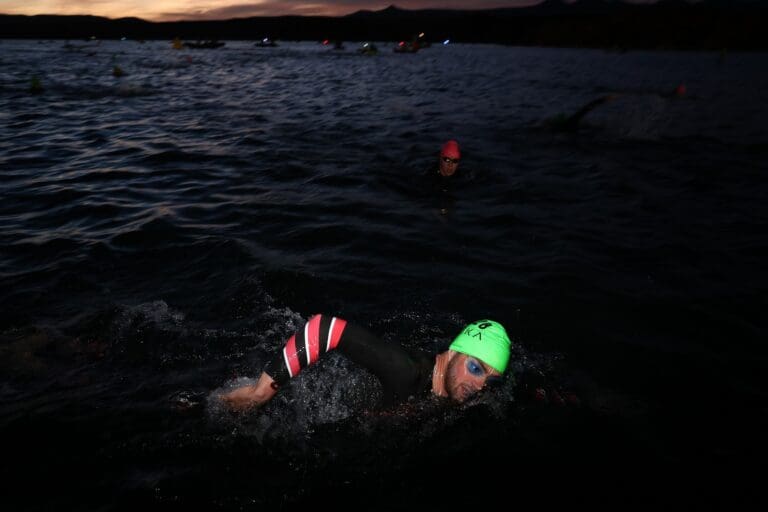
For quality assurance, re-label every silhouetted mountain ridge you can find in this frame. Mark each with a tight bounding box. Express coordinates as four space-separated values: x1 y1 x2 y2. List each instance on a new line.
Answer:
342 0 766 16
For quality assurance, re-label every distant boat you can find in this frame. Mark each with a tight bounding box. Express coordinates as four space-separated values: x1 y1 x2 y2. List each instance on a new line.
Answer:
394 33 430 53
393 41 419 53
255 38 278 47
184 40 225 49
414 32 431 49
357 42 378 55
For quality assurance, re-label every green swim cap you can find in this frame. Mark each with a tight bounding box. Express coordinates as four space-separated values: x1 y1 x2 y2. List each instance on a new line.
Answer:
449 320 511 374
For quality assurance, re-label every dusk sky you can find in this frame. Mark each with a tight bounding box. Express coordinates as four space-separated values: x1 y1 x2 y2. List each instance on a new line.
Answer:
0 1 661 21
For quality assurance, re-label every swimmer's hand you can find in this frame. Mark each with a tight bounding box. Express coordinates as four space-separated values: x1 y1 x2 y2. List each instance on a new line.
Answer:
220 386 264 411
220 372 278 412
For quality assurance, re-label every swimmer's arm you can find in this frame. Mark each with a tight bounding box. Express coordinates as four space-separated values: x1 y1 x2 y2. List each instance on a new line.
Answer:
220 314 348 412
220 372 278 412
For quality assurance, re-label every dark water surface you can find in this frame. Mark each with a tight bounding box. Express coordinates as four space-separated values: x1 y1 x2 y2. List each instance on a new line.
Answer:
2 39 767 510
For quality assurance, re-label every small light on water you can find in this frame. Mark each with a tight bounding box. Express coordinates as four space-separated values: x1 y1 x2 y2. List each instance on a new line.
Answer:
443 39 450 45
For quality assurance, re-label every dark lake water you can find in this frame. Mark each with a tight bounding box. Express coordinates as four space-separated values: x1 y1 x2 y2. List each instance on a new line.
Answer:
1 39 767 510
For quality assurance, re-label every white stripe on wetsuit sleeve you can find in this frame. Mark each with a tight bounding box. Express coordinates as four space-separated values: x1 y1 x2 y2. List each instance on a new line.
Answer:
327 317 337 352
282 346 294 378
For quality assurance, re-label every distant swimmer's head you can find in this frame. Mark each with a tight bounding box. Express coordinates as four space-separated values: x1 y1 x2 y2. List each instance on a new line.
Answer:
438 140 461 176
441 139 461 160
450 319 511 374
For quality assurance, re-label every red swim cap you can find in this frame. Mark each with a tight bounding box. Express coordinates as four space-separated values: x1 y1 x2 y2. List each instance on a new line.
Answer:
440 140 460 159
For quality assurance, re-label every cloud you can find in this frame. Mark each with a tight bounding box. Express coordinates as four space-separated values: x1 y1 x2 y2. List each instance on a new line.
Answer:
156 2 319 21
1 0 155 17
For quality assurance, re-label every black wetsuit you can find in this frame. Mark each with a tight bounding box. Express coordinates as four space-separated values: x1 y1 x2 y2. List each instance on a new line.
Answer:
422 168 461 213
263 314 435 407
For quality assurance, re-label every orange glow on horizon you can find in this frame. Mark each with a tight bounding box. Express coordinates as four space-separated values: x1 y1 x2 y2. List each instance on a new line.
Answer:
0 1 544 22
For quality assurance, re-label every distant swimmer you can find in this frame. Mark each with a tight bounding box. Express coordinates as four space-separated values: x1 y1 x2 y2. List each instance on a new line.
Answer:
29 75 43 94
662 83 686 99
220 315 512 412
545 94 619 132
437 139 461 177
421 140 463 215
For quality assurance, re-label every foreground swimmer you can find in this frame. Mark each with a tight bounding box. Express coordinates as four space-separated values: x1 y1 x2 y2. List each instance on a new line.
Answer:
221 315 511 411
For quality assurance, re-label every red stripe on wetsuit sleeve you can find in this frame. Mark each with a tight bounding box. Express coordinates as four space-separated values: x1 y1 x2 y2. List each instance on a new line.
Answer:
283 334 301 378
306 314 322 365
327 317 347 351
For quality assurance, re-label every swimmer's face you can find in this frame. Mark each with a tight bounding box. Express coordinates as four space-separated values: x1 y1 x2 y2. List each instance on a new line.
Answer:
439 155 459 176
444 353 502 403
